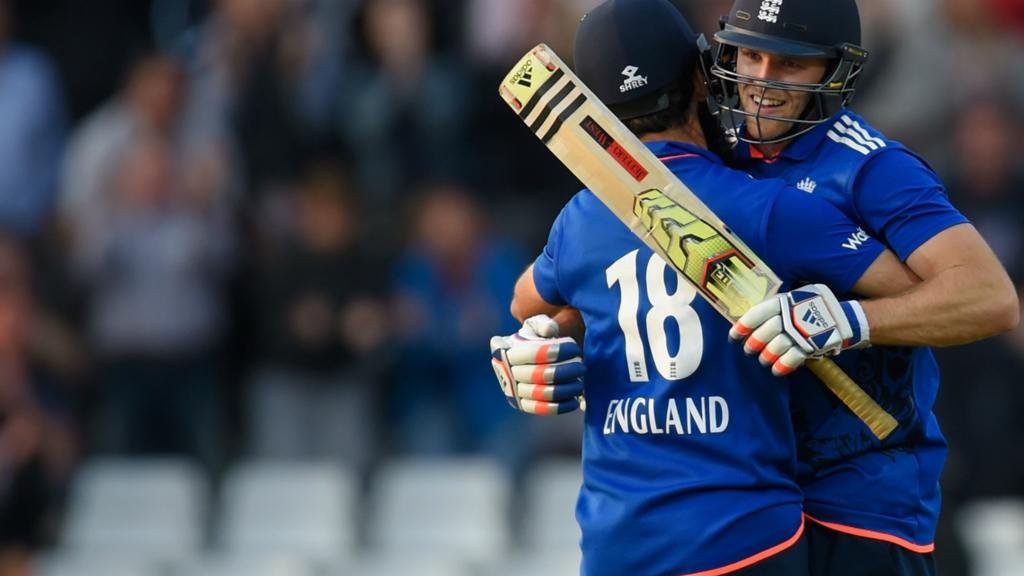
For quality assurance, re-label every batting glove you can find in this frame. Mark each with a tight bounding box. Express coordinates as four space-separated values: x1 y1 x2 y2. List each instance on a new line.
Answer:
728 284 870 376
490 314 584 415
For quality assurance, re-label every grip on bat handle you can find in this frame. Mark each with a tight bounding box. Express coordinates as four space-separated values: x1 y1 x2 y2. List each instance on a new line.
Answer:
806 358 898 440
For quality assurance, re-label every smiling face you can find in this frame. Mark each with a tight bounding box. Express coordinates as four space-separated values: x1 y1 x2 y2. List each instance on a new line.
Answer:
735 47 829 142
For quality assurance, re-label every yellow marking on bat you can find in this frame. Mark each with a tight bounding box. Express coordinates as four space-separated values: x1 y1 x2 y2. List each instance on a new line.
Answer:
634 189 772 319
501 47 559 107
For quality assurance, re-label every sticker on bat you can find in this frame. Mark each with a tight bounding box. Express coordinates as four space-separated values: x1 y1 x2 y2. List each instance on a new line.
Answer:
633 189 774 319
579 115 649 182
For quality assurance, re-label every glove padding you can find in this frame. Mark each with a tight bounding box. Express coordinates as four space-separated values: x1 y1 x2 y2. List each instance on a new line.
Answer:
490 314 584 415
728 284 869 376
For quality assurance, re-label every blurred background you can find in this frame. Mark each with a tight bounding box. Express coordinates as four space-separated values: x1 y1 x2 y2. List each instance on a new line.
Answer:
0 0 1020 574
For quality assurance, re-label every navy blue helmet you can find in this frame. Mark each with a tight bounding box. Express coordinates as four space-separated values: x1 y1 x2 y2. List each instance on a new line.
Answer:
573 0 710 120
708 0 869 144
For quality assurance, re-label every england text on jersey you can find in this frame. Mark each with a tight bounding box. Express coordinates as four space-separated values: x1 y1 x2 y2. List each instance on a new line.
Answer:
603 395 730 435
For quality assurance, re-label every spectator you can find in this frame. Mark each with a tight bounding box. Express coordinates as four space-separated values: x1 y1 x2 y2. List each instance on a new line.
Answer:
55 54 188 461
247 160 387 469
175 0 280 204
341 0 471 243
464 0 577 68
231 0 341 198
945 94 1024 282
60 53 186 233
391 184 531 469
0 236 77 575
0 0 65 236
942 0 1024 125
463 0 587 236
74 133 234 471
932 92 1024 575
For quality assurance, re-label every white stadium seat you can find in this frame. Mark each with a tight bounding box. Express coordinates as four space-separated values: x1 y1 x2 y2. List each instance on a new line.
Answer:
217 461 358 563
329 554 472 576
35 553 160 576
958 498 1024 576
172 554 314 576
61 458 206 561
520 458 582 553
368 457 511 563
482 551 581 576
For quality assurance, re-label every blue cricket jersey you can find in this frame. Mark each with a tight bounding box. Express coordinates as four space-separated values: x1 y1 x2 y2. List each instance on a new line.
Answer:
732 110 969 550
532 141 885 575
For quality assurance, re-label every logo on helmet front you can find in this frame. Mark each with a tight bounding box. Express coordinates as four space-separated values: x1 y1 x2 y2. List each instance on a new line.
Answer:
619 65 648 93
757 0 783 23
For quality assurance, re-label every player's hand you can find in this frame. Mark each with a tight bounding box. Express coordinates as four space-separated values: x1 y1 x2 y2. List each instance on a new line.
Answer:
490 314 584 415
728 284 869 376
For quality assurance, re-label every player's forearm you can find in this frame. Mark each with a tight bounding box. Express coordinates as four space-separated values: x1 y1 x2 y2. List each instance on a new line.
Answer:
861 263 1020 347
552 307 585 343
511 265 564 322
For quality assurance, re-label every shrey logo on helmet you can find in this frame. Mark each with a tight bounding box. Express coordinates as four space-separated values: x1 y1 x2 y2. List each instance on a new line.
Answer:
573 0 705 120
619 65 649 93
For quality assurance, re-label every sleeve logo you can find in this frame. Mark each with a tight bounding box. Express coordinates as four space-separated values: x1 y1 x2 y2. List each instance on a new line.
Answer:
841 227 872 251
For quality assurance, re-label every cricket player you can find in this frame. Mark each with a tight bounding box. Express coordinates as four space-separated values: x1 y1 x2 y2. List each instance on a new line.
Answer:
491 0 922 573
709 0 1020 573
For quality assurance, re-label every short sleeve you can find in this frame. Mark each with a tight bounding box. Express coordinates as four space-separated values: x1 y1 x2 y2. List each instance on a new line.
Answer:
766 187 887 293
532 206 568 306
853 149 969 261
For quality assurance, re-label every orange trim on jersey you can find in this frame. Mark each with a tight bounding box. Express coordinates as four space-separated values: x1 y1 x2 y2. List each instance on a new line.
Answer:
678 518 805 576
803 514 935 553
659 153 700 162
747 144 787 164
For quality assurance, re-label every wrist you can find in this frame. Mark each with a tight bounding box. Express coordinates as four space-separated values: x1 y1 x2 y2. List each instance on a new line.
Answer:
841 300 870 348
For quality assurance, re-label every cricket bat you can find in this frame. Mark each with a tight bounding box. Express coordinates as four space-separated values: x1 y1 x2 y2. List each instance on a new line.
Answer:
499 44 897 440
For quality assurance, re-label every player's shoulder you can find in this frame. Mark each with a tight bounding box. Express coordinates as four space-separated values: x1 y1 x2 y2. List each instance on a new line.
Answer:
667 150 785 197
683 161 793 250
820 111 895 158
557 188 620 230
566 187 605 214
820 111 938 178
700 160 789 206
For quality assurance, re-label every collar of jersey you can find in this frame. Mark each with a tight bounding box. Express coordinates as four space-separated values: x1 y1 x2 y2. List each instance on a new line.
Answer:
735 110 845 163
645 140 723 164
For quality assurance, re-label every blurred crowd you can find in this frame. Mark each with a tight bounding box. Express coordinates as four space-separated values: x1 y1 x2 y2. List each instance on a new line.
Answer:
0 0 1020 574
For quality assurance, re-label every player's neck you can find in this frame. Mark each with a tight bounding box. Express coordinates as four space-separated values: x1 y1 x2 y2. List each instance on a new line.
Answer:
753 141 787 159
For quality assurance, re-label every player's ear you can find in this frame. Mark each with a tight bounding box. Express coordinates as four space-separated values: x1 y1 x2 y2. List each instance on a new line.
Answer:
692 67 707 100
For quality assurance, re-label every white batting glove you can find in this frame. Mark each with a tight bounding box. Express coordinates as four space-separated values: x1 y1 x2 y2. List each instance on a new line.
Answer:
490 314 584 415
728 284 870 376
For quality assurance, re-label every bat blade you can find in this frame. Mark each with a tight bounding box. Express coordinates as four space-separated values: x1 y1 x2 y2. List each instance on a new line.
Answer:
500 45 780 320
500 43 897 440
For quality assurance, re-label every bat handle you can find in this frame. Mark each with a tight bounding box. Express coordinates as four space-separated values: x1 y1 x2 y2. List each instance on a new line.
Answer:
805 358 898 441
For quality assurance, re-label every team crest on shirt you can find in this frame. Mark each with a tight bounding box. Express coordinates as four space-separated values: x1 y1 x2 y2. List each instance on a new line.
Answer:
796 177 817 193
758 0 783 23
